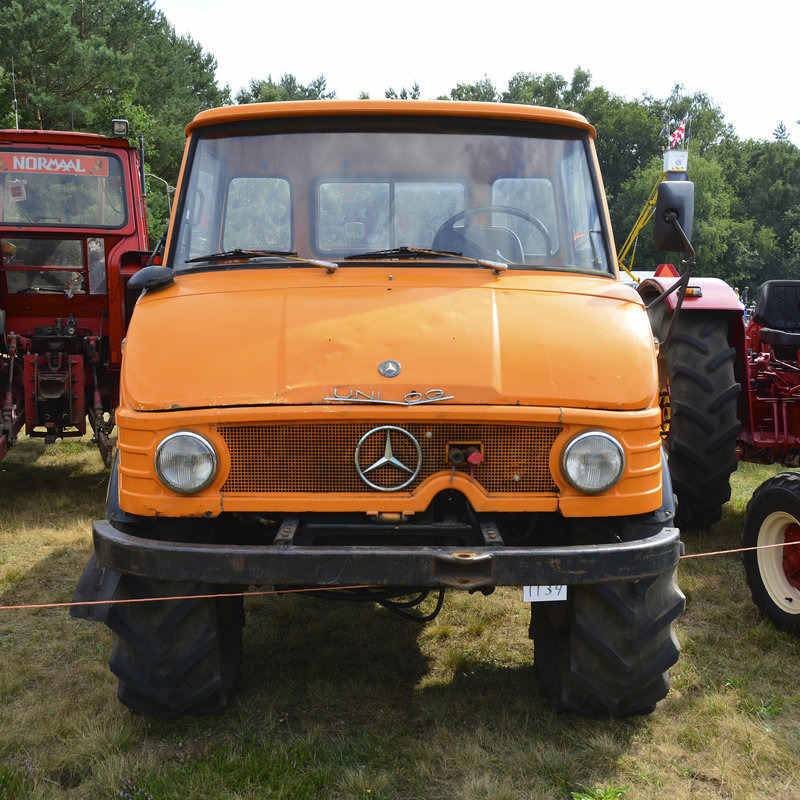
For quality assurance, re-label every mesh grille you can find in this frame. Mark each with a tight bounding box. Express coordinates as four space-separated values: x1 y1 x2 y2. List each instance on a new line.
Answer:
217 422 561 495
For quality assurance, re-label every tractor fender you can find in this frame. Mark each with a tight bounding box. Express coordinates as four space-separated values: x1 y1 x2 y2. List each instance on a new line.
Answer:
638 272 743 314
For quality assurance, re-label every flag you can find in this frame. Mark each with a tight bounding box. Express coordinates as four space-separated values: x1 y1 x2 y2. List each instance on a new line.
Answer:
669 119 687 149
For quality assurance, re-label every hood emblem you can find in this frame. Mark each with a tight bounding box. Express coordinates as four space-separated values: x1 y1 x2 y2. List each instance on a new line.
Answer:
378 360 401 378
354 426 422 491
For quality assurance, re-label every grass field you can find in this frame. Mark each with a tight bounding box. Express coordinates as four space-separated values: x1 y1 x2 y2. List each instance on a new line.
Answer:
1 437 799 800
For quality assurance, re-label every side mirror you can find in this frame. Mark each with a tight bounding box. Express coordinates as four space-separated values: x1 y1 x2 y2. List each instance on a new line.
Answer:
654 181 694 252
128 265 174 293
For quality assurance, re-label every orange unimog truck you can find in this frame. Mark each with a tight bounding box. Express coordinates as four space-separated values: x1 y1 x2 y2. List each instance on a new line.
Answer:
73 100 691 719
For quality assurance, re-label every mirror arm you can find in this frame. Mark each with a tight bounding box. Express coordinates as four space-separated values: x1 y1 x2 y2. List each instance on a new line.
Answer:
646 212 697 347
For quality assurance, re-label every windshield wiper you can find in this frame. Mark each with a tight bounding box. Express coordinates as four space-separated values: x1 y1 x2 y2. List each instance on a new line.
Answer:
184 249 338 273
345 246 460 260
344 246 508 273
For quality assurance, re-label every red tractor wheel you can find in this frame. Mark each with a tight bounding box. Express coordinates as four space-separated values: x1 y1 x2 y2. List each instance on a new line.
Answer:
743 472 800 636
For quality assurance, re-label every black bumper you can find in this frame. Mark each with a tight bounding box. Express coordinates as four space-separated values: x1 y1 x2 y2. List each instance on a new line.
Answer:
91 517 682 590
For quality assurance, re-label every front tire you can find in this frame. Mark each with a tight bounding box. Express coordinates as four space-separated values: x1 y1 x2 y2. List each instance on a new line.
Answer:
106 575 245 718
742 472 800 635
531 568 685 717
648 304 740 529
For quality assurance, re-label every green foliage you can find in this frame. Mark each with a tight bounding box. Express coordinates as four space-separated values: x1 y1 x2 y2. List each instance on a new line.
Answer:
235 73 335 103
0 758 33 798
773 122 790 141
385 82 420 100
571 780 629 799
448 75 499 102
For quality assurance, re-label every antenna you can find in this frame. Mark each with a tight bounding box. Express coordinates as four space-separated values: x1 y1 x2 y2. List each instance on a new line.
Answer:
11 57 19 129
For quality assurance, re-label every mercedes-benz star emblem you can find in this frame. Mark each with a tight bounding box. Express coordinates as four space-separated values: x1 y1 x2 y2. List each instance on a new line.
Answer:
378 360 401 378
354 426 422 492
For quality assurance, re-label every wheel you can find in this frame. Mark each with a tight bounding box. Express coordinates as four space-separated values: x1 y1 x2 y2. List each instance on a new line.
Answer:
648 303 740 529
432 205 553 262
531 568 685 717
106 575 245 718
742 472 800 635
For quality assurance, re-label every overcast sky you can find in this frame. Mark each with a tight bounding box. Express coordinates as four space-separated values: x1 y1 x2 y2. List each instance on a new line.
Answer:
156 0 799 146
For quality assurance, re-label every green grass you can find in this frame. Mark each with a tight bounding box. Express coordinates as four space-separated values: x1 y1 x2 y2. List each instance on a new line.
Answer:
1 438 799 799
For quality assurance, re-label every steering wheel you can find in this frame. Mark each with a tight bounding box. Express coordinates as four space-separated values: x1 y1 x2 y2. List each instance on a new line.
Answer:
432 205 553 263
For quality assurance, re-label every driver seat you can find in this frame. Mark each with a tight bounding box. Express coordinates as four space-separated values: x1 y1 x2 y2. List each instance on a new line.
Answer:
432 225 524 263
752 280 800 360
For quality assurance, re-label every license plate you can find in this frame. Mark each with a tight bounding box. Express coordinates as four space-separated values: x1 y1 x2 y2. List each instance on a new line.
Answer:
523 585 567 602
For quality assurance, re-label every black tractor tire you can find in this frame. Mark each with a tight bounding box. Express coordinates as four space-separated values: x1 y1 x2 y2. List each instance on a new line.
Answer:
106 575 245 718
649 303 740 529
742 472 800 635
531 568 685 717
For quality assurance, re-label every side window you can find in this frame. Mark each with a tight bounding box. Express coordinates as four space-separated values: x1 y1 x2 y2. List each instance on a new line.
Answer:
222 177 291 251
87 237 106 294
491 178 558 257
175 146 224 263
562 148 608 270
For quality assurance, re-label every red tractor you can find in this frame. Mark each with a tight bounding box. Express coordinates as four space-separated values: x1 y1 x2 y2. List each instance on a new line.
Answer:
738 281 800 635
640 255 800 635
0 122 150 466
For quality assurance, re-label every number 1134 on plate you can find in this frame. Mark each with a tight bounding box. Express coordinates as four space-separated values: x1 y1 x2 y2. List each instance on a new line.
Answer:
523 585 567 602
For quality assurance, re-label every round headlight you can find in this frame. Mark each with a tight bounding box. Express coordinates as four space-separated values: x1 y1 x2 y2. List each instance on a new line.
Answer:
155 432 217 494
562 431 625 494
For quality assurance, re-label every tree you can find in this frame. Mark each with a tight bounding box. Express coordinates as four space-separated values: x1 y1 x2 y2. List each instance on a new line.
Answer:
774 122 790 141
1 0 135 130
448 75 499 102
385 82 420 100
0 67 15 128
235 74 335 104
0 0 229 244
502 71 569 107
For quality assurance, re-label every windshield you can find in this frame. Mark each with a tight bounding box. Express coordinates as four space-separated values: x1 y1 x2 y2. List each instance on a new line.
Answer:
0 149 127 229
171 119 611 274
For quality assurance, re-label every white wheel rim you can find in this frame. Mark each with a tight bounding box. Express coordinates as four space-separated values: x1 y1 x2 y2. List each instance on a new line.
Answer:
757 511 800 617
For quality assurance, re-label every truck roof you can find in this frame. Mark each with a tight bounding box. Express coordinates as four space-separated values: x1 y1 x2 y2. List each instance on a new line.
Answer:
0 128 136 150
185 100 596 138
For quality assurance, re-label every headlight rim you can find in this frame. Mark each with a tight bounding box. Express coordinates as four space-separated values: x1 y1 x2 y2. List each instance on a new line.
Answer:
561 430 626 495
155 430 218 495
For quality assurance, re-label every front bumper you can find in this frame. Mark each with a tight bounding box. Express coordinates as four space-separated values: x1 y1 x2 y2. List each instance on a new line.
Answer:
91 517 681 590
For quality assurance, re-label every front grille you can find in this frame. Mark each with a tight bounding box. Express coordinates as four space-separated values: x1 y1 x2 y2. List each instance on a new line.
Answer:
217 422 561 495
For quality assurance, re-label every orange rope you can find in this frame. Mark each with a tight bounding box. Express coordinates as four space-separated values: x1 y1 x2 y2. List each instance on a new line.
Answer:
680 539 799 559
0 584 376 612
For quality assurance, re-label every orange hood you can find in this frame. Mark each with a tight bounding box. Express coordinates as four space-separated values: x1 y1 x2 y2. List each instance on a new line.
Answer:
121 268 657 412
